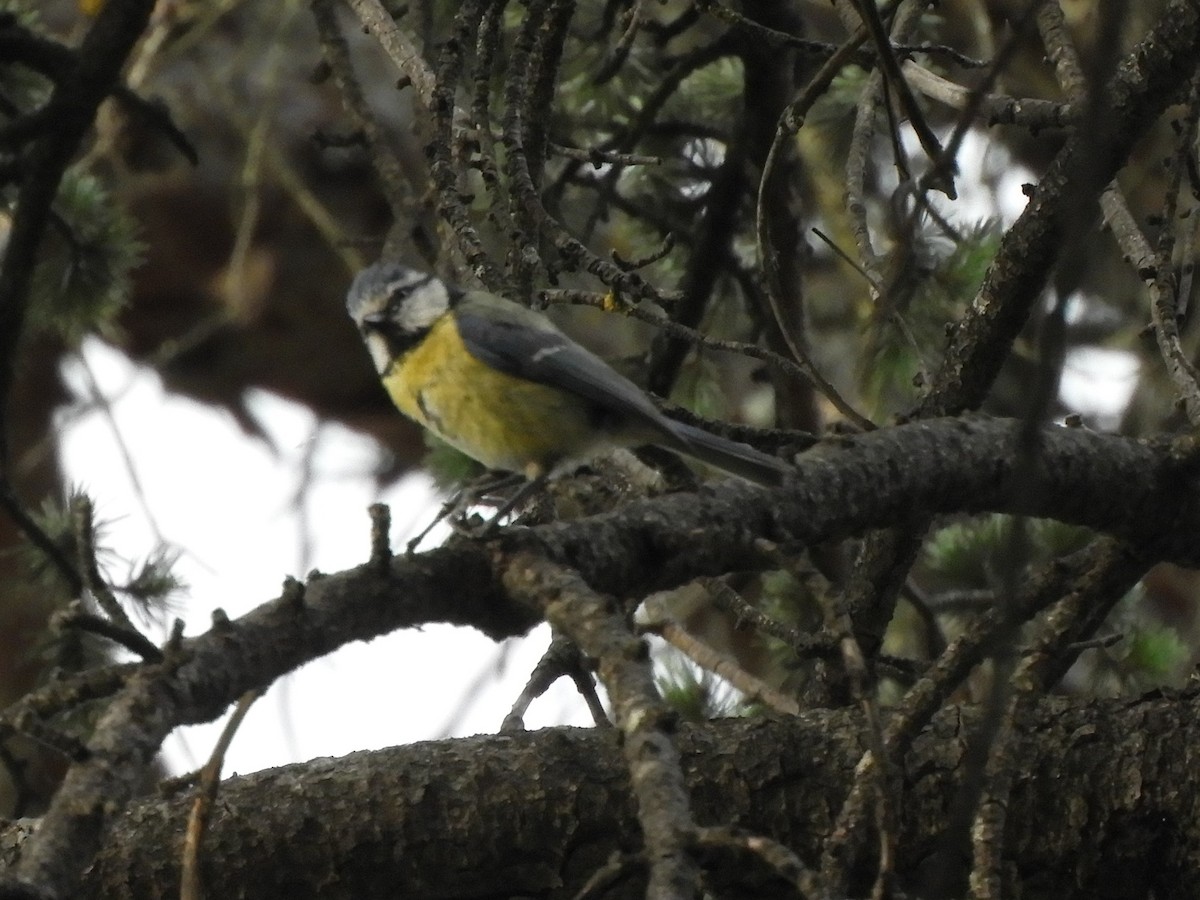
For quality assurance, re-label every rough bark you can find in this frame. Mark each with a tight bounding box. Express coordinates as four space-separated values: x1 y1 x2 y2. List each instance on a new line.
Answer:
1 691 1192 899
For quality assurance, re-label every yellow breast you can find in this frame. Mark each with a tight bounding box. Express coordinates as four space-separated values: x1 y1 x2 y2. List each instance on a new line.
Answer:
381 314 603 477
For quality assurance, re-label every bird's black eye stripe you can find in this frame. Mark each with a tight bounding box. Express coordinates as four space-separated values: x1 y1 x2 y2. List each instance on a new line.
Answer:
379 324 424 356
385 274 435 315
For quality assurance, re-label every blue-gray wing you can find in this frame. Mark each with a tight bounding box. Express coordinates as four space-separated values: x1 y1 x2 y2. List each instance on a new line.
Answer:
455 292 791 485
454 294 675 437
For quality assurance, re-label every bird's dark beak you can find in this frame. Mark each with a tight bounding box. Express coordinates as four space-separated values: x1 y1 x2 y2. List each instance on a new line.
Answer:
361 311 389 330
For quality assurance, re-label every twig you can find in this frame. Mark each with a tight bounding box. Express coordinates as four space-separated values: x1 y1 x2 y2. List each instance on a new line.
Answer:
429 0 503 285
1102 179 1200 422
698 0 987 68
74 350 167 546
71 496 143 642
54 608 163 663
207 75 364 272
822 539 1146 891
844 61 885 282
110 86 198 165
756 27 877 431
180 689 263 900
502 631 609 732
804 558 896 896
917 0 1200 419
846 0 948 194
901 60 1075 130
311 0 412 220
703 576 837 657
1036 1 1087 98
639 595 801 717
614 232 675 271
547 143 662 168
368 503 392 574
0 716 88 764
341 0 438 116
693 825 823 897
571 852 646 900
1150 76 1200 424
592 1 644 86
1 663 135 724
970 537 1132 897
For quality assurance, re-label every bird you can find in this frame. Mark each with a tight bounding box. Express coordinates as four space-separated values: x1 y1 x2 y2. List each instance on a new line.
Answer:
346 262 791 500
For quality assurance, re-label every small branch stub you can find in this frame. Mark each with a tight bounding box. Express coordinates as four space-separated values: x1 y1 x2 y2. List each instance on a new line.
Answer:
368 503 392 573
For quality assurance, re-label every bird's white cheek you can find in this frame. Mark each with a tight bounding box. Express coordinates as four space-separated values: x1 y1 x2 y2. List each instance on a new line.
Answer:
363 332 394 375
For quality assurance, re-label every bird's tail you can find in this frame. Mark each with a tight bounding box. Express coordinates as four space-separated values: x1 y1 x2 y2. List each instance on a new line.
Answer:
669 421 791 486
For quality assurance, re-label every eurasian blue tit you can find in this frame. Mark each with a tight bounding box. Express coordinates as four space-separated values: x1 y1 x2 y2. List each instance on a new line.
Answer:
346 262 790 487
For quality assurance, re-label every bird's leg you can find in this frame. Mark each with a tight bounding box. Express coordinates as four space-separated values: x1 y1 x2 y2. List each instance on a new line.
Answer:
471 472 547 538
408 470 549 550
405 488 467 554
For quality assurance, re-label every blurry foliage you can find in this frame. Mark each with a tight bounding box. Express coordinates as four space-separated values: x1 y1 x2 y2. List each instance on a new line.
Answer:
924 514 1095 589
1120 621 1189 685
24 172 144 346
22 488 180 606
0 1 51 107
863 221 1001 409
9 487 181 688
655 654 746 722
18 490 91 595
118 545 185 622
420 432 486 491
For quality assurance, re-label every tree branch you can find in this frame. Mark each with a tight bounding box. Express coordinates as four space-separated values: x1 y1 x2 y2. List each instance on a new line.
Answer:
6 693 1198 898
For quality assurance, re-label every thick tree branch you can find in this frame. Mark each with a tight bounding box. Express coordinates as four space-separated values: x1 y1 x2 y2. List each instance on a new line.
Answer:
4 692 1197 898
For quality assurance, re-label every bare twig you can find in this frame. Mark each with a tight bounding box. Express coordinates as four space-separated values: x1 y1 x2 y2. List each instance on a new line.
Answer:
917 0 1200 420
846 0 948 193
53 608 162 663
502 631 609 732
180 689 263 900
693 825 822 896
312 0 413 220
824 539 1146 894
901 60 1075 130
756 27 877 433
1149 77 1200 423
341 0 438 115
368 503 392 574
639 594 801 717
